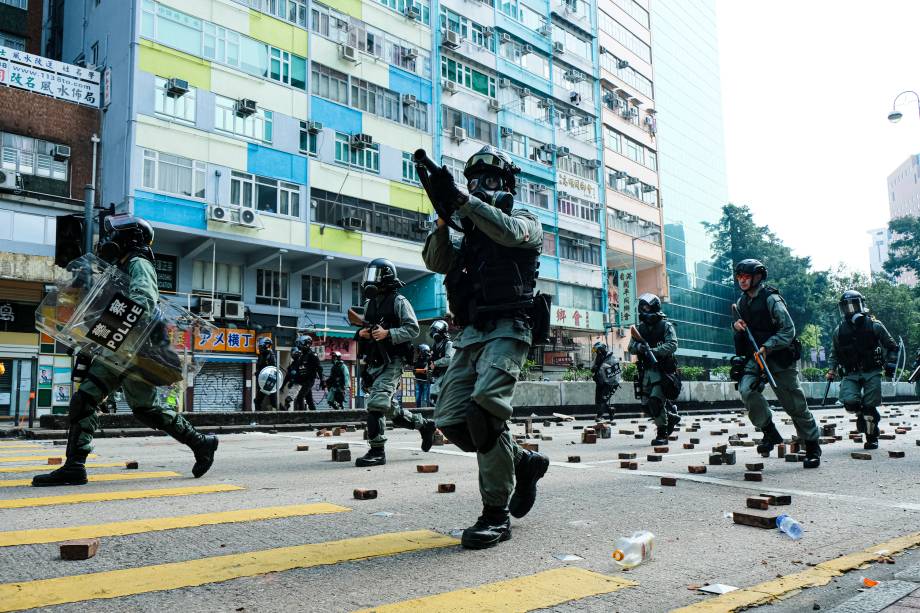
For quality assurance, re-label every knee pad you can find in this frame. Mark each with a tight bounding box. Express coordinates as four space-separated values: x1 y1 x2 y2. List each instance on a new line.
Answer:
844 403 861 414
438 423 477 453
863 407 879 435
466 402 505 453
647 397 664 419
366 411 384 440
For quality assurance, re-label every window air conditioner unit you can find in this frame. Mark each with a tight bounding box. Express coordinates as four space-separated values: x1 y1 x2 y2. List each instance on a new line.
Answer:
542 143 557 153
613 170 628 179
620 106 632 118
339 44 358 62
586 159 601 169
499 32 512 44
451 126 467 142
518 87 530 99
501 126 514 137
569 92 582 104
537 98 551 109
351 133 373 148
626 176 639 185
442 30 461 49
579 115 593 126
539 24 552 37
234 98 257 117
405 5 420 19
0 170 21 191
523 44 534 55
488 98 501 111
641 184 656 193
616 328 626 338
199 297 222 319
239 208 259 227
553 41 564 54
615 210 627 219
307 120 323 134
403 47 418 60
598 45 607 55
166 77 190 98
340 217 364 231
483 27 494 38
403 94 418 106
557 146 570 157
617 59 629 69
223 299 245 320
52 144 71 161
209 205 230 222
498 77 511 88
442 80 457 93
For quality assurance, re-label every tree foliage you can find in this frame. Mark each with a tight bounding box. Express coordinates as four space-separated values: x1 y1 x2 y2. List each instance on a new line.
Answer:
883 215 920 282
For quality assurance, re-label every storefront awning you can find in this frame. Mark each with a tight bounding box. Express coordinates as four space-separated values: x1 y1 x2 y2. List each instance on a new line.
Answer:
309 328 355 339
195 354 256 363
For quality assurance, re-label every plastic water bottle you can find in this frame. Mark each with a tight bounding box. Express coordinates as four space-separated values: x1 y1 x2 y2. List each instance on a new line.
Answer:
776 514 802 540
611 531 655 569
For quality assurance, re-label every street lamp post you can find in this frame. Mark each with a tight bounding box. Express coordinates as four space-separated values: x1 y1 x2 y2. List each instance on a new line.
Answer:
887 90 920 123
630 229 661 323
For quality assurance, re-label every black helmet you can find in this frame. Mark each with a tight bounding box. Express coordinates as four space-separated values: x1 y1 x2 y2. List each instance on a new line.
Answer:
295 334 313 349
734 259 767 283
331 351 342 361
362 258 403 299
839 290 867 318
463 145 520 195
418 343 431 355
96 214 154 264
257 337 273 352
593 341 608 355
429 320 448 340
637 293 662 323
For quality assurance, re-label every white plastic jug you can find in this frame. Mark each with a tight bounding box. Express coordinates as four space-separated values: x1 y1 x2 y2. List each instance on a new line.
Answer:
612 530 655 569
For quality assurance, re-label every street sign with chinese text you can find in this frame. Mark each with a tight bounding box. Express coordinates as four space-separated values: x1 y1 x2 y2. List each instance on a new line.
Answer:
0 46 100 107
617 269 637 327
557 171 598 201
194 327 257 354
550 306 605 331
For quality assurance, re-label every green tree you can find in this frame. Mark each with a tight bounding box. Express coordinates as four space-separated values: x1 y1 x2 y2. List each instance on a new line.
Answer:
883 216 920 283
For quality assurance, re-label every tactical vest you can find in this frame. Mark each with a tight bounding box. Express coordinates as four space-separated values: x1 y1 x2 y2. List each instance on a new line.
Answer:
637 316 676 372
328 362 347 387
737 285 797 366
837 319 882 373
447 223 540 326
363 292 411 358
431 338 450 376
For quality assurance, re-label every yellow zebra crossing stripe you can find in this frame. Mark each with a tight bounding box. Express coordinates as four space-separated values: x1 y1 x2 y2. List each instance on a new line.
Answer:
0 454 97 464
0 471 180 488
0 484 243 509
0 446 44 451
353 568 637 612
0 462 126 474
0 529 457 612
0 502 350 547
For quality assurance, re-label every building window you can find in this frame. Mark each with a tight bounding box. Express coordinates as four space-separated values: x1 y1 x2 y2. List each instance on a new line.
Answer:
442 106 496 144
557 153 597 182
301 275 341 310
312 188 429 242
154 76 196 123
256 269 288 306
192 261 243 296
351 78 400 122
203 22 241 66
403 101 429 131
558 194 598 223
142 149 206 199
351 281 362 307
558 237 601 266
0 0 28 8
299 121 318 155
230 170 254 208
311 62 349 104
517 179 550 209
334 133 379 173
231 171 300 217
440 57 496 97
598 9 652 63
373 0 430 25
214 95 272 142
0 34 25 50
1 133 68 181
542 231 556 256
402 152 420 184
246 0 308 28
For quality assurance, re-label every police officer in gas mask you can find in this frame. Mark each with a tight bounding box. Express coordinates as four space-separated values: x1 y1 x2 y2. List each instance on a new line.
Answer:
428 320 455 406
354 258 436 467
254 337 277 411
422 145 550 550
591 342 621 421
826 290 899 450
33 215 218 486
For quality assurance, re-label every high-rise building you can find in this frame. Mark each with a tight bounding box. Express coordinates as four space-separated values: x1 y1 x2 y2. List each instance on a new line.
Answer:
886 155 919 287
50 0 611 407
868 227 890 276
650 0 734 363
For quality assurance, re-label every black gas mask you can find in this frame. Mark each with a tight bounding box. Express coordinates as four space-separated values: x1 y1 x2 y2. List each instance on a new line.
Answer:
95 214 154 265
638 310 661 324
467 171 514 213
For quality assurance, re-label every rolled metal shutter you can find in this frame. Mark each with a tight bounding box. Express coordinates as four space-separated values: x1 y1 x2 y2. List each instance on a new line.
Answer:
192 362 245 412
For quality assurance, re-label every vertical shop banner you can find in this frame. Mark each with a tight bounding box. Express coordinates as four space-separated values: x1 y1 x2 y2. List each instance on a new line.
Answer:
153 254 178 293
617 269 637 328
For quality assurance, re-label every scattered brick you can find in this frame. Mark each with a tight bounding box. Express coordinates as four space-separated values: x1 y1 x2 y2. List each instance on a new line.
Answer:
688 465 707 474
354 488 378 500
634 434 644 439
638 425 647 431
712 444 728 453
654 446 669 453
618 452 637 460
745 462 764 471
47 457 62 465
733 511 780 530
661 477 677 486
746 497 770 510
789 442 800 454
690 438 701 444
296 445 310 452
541 435 553 441
709 454 724 465
683 443 695 450
711 430 724 436
573 425 583 430
432 432 445 446
52 440 66 446
668 435 679 441
60 538 99 560
328 443 349 450
889 451 906 459
759 492 791 505
621 461 638 470
744 472 763 482
785 453 800 463
647 454 662 462
124 461 139 470
723 451 737 465
619 430 634 435
417 465 439 473
332 448 351 462
582 432 597 444
346 425 356 432
880 434 897 440
851 452 872 460
333 428 344 436
777 443 786 458
437 483 456 493
568 455 581 463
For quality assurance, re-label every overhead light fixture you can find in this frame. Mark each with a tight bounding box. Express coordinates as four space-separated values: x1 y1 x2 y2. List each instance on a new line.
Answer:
888 110 904 123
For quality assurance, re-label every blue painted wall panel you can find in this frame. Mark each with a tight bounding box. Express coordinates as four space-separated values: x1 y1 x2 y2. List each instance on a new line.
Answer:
539 255 560 280
388 67 433 104
403 273 446 321
247 144 308 184
134 190 207 230
310 97 362 135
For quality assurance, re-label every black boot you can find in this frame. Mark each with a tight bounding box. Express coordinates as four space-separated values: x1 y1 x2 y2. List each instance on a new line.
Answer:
191 435 219 478
509 450 550 519
651 426 668 446
419 419 437 453
666 405 681 436
355 446 386 467
461 505 512 550
32 455 88 487
803 440 821 469
863 409 879 450
756 422 784 456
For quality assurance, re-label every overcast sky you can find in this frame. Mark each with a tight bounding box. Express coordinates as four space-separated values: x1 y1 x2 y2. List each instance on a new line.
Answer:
715 0 920 274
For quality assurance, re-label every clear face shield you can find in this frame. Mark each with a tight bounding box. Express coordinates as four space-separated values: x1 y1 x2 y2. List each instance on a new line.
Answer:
363 265 386 299
839 297 865 321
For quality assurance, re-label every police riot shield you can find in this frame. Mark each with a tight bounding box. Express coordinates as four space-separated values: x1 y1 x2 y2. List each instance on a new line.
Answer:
35 254 216 387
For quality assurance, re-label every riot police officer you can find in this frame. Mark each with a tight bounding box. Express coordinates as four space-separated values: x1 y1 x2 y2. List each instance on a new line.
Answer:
826 290 899 450
282 335 324 411
628 294 681 445
325 351 350 410
913 350 920 398
253 337 277 411
413 343 432 408
422 145 550 550
428 320 455 405
33 215 218 486
591 342 621 421
732 259 821 468
354 258 436 467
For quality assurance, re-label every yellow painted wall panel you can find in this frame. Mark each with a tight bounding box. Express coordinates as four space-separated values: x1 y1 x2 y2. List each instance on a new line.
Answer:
136 117 248 170
0 332 38 346
324 0 362 19
309 161 392 205
210 66 304 117
389 184 431 213
158 0 250 33
138 41 211 90
249 11 308 56
312 38 389 85
310 226 362 256
361 234 423 267
208 218 307 247
362 115 432 151
360 3 431 50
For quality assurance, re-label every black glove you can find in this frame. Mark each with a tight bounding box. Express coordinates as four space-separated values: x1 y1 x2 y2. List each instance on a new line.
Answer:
636 343 649 354
72 350 94 383
428 165 467 211
885 363 897 378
